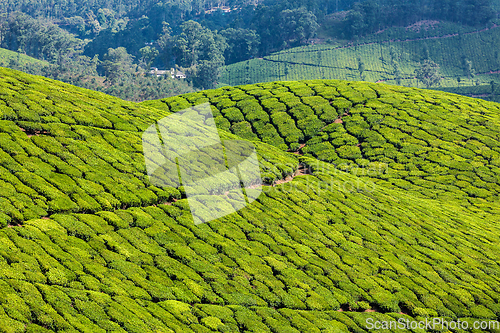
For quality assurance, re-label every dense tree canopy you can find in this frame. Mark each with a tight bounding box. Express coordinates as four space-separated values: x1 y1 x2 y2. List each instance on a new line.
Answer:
0 12 80 63
251 4 320 53
343 0 496 38
168 20 228 89
102 47 136 83
279 8 319 44
0 0 498 94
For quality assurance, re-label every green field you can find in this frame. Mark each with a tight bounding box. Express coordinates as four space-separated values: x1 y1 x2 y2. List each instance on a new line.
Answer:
0 48 48 69
221 21 500 91
0 67 499 331
435 82 500 103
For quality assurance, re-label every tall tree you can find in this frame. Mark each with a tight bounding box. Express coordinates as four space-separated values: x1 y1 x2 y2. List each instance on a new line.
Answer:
279 7 319 45
460 0 495 26
139 46 159 70
357 56 365 80
0 12 80 63
463 58 475 80
414 59 442 88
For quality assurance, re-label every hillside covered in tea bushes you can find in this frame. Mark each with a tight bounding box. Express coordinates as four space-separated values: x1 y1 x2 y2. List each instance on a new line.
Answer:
145 80 500 214
0 68 500 332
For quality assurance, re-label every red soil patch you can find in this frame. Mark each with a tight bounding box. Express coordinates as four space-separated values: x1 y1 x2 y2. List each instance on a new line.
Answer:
273 175 294 186
246 184 263 190
294 164 311 176
336 303 407 315
333 111 350 124
481 69 500 75
19 127 49 138
406 20 440 33
158 197 177 205
268 163 312 186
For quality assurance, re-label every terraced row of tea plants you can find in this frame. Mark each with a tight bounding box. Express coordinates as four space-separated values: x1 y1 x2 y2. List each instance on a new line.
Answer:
0 69 295 224
0 67 500 332
220 23 500 90
147 80 500 214
2 164 500 332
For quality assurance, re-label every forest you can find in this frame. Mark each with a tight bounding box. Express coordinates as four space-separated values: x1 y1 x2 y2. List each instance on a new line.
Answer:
0 0 498 100
0 0 500 331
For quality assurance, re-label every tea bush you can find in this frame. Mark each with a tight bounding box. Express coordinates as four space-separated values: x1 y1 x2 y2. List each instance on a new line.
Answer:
0 69 498 332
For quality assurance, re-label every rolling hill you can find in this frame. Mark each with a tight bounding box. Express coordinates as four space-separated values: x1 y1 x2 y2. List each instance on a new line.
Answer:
0 67 499 332
220 21 500 92
0 48 48 73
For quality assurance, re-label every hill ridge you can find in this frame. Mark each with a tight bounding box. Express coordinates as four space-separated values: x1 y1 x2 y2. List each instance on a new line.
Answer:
221 23 500 90
0 68 499 332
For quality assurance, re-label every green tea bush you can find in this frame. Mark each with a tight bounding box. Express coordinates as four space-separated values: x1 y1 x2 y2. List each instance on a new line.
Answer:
222 107 245 123
71 191 101 213
297 116 324 139
245 109 270 124
330 98 352 111
0 134 25 156
232 306 270 331
215 115 231 132
261 98 287 113
237 100 262 115
0 104 17 120
1 71 500 332
47 196 79 213
214 97 236 110
230 121 258 141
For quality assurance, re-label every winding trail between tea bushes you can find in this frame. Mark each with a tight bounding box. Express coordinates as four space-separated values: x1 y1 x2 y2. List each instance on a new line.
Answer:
337 303 408 315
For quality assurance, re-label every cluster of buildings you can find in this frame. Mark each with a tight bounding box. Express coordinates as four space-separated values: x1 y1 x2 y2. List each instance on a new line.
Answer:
149 67 186 79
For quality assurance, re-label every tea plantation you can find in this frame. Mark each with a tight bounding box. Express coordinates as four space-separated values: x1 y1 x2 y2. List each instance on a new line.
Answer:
0 49 47 68
220 22 500 90
0 67 500 332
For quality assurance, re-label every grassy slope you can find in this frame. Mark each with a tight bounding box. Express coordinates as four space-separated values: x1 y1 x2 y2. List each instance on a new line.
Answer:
0 68 499 332
0 48 48 68
220 21 500 90
435 84 500 103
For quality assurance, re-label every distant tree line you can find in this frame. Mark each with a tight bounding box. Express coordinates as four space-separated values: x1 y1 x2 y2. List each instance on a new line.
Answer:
343 0 496 38
0 12 195 101
0 12 80 64
0 0 497 95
